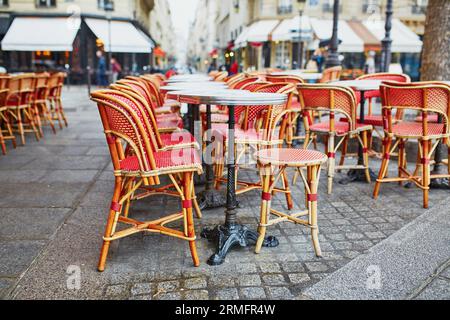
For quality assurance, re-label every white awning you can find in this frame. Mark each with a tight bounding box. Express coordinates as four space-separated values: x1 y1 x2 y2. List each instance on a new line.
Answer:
85 18 154 53
272 16 313 42
363 19 422 53
1 17 80 51
235 27 250 48
235 20 280 47
310 18 364 52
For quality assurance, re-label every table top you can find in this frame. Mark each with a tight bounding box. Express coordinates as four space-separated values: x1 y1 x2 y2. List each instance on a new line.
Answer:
169 90 287 106
270 71 323 81
332 79 383 91
161 82 228 94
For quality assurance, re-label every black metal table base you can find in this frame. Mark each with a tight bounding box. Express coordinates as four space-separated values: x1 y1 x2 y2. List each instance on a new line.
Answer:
430 164 450 189
339 168 378 185
197 189 227 210
201 224 279 266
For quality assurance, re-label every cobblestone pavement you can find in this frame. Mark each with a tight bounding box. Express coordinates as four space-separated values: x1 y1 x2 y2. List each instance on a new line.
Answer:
0 86 449 300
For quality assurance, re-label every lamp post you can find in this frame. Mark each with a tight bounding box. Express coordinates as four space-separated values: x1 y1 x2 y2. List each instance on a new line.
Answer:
325 0 341 68
104 0 114 84
380 0 393 72
297 11 304 69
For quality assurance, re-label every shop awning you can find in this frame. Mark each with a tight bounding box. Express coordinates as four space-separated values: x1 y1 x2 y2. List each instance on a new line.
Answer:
85 18 154 53
272 16 313 42
347 21 381 51
235 20 280 48
362 19 422 53
310 18 364 52
1 17 80 51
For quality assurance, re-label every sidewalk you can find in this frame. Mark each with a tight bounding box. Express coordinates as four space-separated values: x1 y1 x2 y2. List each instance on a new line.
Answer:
0 86 449 300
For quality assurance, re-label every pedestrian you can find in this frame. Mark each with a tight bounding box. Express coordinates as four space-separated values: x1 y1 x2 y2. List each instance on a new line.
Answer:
312 48 325 73
96 50 108 87
111 56 122 83
230 60 239 75
365 50 376 74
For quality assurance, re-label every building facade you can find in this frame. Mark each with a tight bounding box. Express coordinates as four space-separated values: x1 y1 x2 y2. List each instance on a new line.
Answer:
149 0 177 70
0 0 177 83
188 0 427 79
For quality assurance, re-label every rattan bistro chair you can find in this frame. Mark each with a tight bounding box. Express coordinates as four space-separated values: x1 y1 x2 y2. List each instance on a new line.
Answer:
6 73 40 145
320 66 342 83
33 72 56 136
255 148 327 255
47 72 68 129
373 81 450 209
91 89 203 271
299 84 373 194
0 88 16 155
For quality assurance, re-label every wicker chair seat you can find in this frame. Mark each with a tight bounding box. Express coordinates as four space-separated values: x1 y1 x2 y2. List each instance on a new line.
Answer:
119 148 201 173
255 148 327 167
310 121 372 136
391 121 446 138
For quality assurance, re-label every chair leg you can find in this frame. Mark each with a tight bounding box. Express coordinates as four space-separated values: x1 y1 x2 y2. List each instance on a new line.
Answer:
98 177 123 272
373 138 392 199
58 99 68 127
281 169 293 210
192 185 202 219
398 139 406 186
309 165 322 257
338 136 348 171
16 109 25 145
327 135 335 194
42 102 57 134
362 131 371 183
34 105 44 137
183 172 200 267
256 166 271 254
0 129 6 155
421 140 430 209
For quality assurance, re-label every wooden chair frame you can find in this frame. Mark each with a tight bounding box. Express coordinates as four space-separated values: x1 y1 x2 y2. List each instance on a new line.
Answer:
6 73 40 145
256 153 326 256
298 84 373 194
373 81 450 209
91 89 202 271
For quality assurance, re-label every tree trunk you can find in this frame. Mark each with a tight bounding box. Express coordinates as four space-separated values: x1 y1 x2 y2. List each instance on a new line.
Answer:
421 0 450 81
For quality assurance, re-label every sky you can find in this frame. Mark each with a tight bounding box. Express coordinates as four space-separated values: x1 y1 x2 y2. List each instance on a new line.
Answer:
168 0 199 64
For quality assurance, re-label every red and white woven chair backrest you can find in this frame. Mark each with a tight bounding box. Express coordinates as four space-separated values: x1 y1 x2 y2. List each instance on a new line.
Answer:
111 83 165 150
320 66 342 83
298 84 357 131
266 75 305 86
231 77 260 89
91 90 159 173
380 81 450 136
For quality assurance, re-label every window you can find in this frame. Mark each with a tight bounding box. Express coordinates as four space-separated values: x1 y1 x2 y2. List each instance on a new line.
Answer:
278 0 293 14
36 0 56 7
98 0 114 10
322 0 342 13
0 0 9 7
412 0 428 14
275 42 290 69
362 0 380 14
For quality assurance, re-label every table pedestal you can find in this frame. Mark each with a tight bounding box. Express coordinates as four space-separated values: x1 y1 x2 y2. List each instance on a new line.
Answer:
197 105 227 209
200 105 279 265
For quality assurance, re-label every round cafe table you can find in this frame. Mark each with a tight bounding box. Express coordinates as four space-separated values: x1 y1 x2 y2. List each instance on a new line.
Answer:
168 90 287 265
160 82 228 95
332 80 383 184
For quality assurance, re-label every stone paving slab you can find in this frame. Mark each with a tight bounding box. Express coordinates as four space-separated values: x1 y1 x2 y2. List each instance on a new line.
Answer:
1 86 449 300
303 200 450 300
